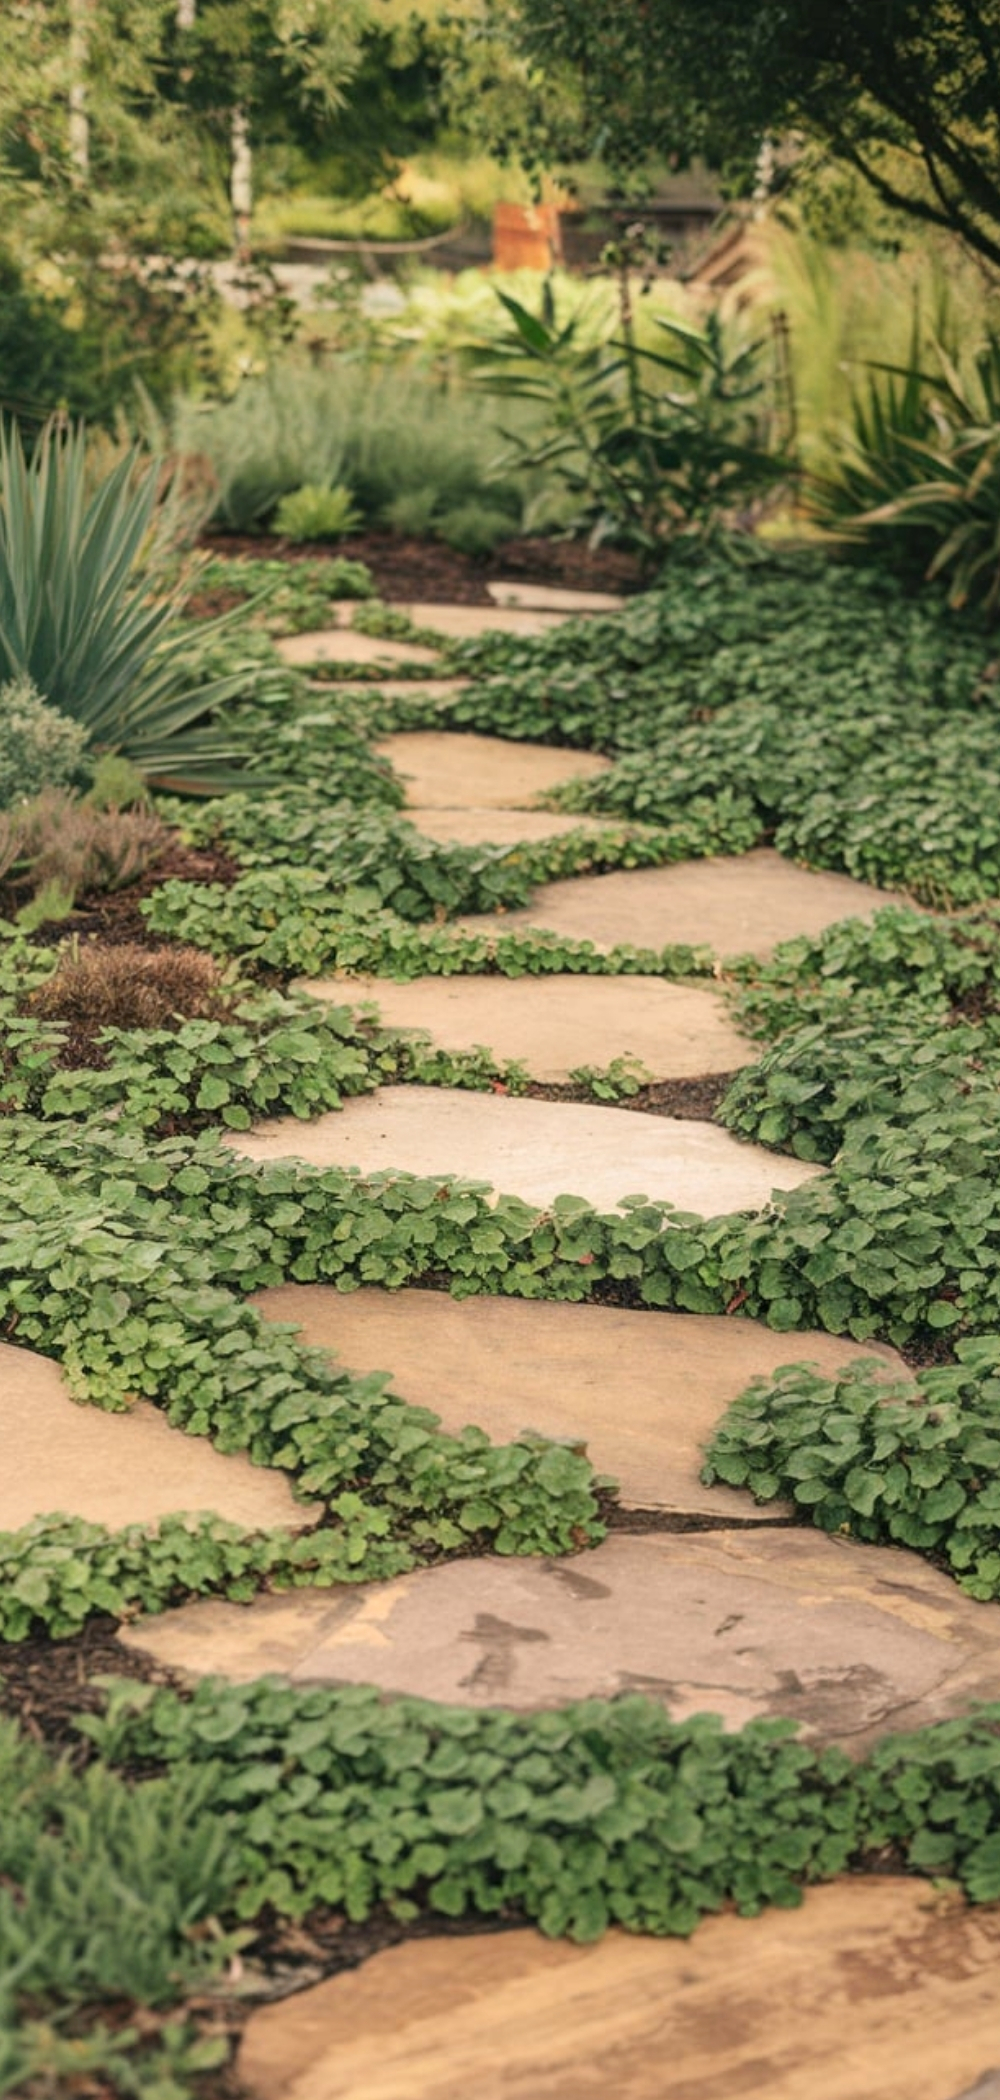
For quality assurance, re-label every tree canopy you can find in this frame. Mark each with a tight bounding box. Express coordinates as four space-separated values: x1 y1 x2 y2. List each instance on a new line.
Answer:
485 0 1000 263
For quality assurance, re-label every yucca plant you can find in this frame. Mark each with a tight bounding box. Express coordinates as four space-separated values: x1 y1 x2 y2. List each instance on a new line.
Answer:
808 330 1000 612
0 420 254 790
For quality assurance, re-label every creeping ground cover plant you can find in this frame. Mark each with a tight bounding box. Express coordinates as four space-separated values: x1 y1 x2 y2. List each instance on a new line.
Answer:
11 544 1000 2086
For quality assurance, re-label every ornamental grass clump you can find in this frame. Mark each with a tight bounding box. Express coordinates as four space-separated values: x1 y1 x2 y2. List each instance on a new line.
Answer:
0 419 253 790
24 942 234 1033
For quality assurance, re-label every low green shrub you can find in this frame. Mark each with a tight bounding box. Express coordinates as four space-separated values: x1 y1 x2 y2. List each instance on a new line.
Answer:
273 484 362 542
0 677 88 810
175 359 529 538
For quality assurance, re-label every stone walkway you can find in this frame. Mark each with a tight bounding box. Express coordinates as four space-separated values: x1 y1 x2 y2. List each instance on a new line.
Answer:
13 592 993 2094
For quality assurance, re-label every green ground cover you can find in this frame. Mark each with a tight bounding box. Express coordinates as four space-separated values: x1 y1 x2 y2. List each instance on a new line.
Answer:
9 546 1000 2088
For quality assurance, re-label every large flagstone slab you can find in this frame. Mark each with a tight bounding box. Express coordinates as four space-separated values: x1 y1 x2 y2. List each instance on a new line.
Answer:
486 579 626 613
0 1343 312 1535
237 1881 1000 2100
302 975 752 1082
458 847 913 960
404 807 641 845
277 631 441 669
224 1088 822 1213
387 602 570 640
375 731 610 809
120 1529 1000 1748
251 1287 909 1518
307 677 468 702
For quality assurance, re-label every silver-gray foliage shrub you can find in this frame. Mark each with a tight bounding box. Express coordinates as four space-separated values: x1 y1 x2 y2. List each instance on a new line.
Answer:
0 676 87 809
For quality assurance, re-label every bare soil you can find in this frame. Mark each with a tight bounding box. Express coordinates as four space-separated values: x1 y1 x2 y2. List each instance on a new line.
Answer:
196 529 645 609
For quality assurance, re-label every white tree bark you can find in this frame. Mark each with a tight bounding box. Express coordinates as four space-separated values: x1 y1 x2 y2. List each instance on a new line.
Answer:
231 102 253 261
68 0 91 184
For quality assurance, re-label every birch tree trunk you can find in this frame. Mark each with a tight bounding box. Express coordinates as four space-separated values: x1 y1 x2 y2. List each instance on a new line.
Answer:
68 0 91 184
230 103 253 262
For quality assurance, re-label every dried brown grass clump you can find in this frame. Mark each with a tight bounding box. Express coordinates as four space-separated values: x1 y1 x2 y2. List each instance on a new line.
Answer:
0 790 173 897
25 943 234 1032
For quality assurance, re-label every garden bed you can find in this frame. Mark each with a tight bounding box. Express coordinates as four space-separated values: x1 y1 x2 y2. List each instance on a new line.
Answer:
191 531 645 612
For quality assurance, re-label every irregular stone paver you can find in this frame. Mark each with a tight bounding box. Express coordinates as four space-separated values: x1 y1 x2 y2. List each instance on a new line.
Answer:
277 631 440 669
237 1882 1000 2100
303 975 752 1082
387 602 570 640
340 676 468 701
458 847 914 960
0 1343 313 1534
120 1530 1000 1748
486 580 626 613
375 731 610 809
404 807 639 845
251 1287 909 1518
307 678 468 703
225 1088 822 1213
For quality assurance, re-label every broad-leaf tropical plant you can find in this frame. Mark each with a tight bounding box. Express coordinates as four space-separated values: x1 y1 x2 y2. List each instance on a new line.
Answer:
0 420 255 790
476 285 791 561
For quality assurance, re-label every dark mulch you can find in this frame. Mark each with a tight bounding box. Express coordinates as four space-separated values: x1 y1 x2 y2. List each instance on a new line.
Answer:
525 1071 735 1123
0 1616 181 1762
199 530 645 607
7 839 242 952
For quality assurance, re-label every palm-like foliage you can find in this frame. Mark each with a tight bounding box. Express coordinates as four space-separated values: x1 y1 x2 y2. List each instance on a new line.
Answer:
0 421 252 789
808 333 1000 612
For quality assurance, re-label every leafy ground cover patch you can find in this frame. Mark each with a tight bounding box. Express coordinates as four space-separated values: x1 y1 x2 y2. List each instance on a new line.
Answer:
9 1675 1000 2093
9 547 1000 2091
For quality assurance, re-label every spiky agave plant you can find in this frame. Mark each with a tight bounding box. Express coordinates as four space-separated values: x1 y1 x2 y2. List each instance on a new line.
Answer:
0 419 254 790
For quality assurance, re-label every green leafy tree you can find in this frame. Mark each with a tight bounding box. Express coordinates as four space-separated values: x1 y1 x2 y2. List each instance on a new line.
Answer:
473 0 1000 265
171 0 372 253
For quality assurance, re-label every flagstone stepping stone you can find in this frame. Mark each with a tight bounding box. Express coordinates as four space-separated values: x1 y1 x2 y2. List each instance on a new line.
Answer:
404 807 640 845
374 731 610 809
225 1088 822 1214
486 579 626 613
302 976 752 1082
250 1287 909 1519
387 602 571 640
237 1880 1000 2100
307 677 468 702
458 847 914 960
0 1343 313 1535
277 631 441 669
119 1529 1000 1748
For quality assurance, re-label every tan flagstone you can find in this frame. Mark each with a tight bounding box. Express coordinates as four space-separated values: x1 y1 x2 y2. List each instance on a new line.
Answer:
0 1343 313 1535
276 630 441 669
485 580 626 613
374 731 610 809
300 974 752 1081
306 678 468 702
223 1087 822 1214
237 1881 1000 2100
251 1286 910 1518
403 807 645 845
387 602 571 639
120 1528 1000 1748
457 847 915 960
